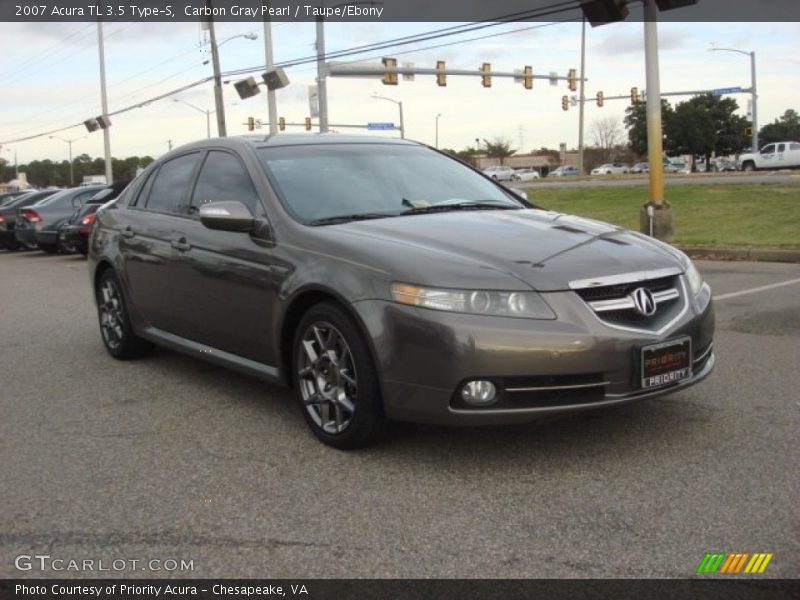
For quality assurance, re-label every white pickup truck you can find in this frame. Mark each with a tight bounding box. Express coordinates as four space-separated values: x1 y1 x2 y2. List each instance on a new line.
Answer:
738 141 800 171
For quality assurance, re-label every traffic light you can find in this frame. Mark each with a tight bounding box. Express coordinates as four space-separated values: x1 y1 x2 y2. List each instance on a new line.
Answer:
745 126 753 136
480 63 491 88
567 68 577 92
631 86 640 104
278 117 285 131
596 90 604 107
561 95 569 111
304 117 312 131
247 116 255 131
523 66 533 90
382 57 398 85
436 60 446 87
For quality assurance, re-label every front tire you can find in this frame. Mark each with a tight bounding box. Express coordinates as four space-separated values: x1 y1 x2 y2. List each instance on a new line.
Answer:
292 302 386 449
742 161 756 172
96 270 153 359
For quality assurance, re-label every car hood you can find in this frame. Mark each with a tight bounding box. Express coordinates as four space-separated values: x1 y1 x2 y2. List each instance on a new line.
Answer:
328 209 684 291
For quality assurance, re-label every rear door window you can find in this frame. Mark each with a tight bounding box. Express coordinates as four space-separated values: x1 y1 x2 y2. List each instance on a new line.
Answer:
143 153 200 215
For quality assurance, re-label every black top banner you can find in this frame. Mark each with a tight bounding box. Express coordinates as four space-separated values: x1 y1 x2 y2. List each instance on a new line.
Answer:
2 579 800 600
1 0 798 23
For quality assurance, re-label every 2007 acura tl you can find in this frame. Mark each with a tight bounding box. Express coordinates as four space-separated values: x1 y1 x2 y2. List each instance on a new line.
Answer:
88 135 714 448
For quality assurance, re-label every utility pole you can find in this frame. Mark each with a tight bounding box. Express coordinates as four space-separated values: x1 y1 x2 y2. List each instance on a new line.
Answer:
262 1 278 135
206 0 226 137
315 16 329 133
97 17 113 184
577 17 587 176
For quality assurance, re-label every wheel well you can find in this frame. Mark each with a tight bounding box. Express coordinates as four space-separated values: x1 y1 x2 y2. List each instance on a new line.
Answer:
93 260 114 292
280 290 351 386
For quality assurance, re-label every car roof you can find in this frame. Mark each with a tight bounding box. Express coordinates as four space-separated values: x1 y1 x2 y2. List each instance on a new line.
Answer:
170 134 420 155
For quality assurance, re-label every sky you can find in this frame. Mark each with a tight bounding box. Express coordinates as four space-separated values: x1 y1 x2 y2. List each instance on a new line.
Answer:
0 10 798 168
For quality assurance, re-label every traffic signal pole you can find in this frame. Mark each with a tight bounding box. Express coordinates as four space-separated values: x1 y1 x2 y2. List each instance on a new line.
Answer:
641 0 672 239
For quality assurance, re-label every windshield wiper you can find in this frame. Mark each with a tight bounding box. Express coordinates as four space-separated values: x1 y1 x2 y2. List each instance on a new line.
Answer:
400 200 521 215
309 213 395 226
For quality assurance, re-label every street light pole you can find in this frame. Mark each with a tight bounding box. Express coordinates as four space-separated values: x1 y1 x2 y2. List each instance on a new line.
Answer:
372 95 404 138
709 47 758 153
315 17 329 133
49 135 86 186
435 113 442 148
173 99 212 139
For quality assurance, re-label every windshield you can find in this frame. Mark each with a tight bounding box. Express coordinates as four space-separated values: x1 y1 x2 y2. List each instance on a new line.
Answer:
257 143 522 224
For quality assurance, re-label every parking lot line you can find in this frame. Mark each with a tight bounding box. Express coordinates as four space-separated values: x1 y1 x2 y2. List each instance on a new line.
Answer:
714 277 800 301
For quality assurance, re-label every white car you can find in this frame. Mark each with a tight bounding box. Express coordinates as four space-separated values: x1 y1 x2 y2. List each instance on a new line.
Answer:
590 163 629 175
482 165 516 181
510 168 540 181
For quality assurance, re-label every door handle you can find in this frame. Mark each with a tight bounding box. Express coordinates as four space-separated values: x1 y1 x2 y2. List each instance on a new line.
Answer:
121 226 135 238
171 237 191 252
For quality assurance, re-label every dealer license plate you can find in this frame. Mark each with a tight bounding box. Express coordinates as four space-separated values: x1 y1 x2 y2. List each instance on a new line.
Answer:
641 337 692 389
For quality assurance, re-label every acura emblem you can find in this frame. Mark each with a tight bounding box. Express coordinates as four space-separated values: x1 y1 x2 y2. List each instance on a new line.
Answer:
631 287 657 316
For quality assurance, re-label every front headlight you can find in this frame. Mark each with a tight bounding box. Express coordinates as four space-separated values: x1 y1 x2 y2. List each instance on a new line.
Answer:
390 283 556 319
684 260 704 297
682 256 712 312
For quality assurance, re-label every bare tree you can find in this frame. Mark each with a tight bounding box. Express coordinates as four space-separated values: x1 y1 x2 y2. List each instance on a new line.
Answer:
591 117 624 162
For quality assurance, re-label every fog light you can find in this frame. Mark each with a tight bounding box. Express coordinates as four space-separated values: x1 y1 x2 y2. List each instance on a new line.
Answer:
460 380 497 406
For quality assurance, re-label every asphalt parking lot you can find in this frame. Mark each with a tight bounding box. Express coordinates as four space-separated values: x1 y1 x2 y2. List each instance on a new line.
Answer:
1 252 798 579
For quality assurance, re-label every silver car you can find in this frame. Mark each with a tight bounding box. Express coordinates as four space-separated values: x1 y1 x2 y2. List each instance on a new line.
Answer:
89 135 714 448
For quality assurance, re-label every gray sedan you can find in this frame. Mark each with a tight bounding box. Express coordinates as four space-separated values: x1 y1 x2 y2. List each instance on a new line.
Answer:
88 135 714 448
15 186 102 252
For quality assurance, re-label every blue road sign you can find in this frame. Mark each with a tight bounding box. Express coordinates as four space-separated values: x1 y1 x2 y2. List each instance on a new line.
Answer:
367 122 395 130
712 86 743 96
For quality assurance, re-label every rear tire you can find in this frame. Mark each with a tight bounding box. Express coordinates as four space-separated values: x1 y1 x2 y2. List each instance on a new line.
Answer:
96 270 153 359
743 161 756 172
292 302 386 449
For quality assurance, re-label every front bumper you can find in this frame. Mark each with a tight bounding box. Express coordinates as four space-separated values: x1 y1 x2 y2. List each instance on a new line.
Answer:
352 291 715 426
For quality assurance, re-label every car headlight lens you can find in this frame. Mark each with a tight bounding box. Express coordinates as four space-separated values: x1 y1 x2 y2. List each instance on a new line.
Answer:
391 283 555 319
684 260 704 297
682 256 712 312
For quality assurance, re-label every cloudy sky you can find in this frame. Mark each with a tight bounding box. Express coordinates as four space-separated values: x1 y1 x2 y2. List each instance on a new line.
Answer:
0 9 798 166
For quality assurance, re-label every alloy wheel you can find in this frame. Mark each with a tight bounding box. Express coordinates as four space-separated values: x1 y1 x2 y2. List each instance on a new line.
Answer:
297 322 358 435
99 278 125 350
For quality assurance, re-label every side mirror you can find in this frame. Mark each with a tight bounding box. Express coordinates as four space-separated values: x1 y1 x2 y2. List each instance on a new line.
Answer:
199 201 254 232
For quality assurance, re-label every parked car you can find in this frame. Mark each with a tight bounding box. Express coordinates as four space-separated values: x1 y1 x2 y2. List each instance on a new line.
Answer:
89 135 715 449
738 141 800 171
510 168 540 181
482 165 516 181
0 190 29 206
549 166 579 177
14 186 101 253
591 163 630 175
58 181 130 255
631 162 650 174
0 190 58 250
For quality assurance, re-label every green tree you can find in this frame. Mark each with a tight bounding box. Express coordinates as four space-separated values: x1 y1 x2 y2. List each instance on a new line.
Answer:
666 94 749 170
480 137 516 165
624 99 673 157
758 109 800 146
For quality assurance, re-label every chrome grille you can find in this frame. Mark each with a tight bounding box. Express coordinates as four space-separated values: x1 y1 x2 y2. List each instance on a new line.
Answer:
572 272 685 330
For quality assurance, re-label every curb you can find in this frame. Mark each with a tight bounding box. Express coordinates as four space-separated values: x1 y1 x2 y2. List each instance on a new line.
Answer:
677 246 800 264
